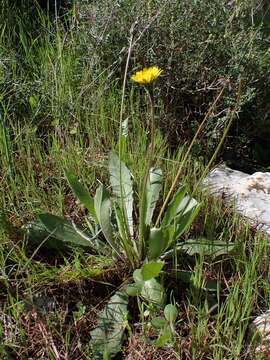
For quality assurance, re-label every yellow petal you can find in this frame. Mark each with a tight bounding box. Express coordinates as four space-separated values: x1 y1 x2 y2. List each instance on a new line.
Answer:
131 66 162 85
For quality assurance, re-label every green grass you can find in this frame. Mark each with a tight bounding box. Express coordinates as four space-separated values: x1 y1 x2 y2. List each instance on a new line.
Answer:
1 1 270 359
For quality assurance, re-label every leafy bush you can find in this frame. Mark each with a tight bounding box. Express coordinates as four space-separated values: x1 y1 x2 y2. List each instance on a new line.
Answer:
85 0 270 168
2 0 269 168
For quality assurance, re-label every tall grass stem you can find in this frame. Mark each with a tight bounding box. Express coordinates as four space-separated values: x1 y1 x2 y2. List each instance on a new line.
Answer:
155 85 226 227
194 79 243 193
0 103 13 178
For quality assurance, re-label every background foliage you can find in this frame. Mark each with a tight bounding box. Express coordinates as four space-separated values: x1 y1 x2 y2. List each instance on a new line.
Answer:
1 0 270 170
88 0 270 170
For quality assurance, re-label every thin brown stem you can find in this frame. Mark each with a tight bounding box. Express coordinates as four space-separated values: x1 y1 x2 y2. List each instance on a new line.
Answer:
119 25 135 158
193 79 243 193
155 85 226 227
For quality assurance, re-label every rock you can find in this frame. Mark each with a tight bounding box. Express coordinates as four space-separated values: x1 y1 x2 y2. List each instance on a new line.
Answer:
204 165 270 236
249 311 270 356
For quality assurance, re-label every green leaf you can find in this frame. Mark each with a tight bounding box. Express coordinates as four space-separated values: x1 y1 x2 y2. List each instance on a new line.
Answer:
164 304 178 323
141 261 164 281
133 268 165 305
141 277 165 306
64 170 97 222
162 185 187 227
126 284 142 296
133 268 144 284
161 188 201 241
109 152 133 237
174 195 201 238
176 194 198 215
176 238 235 257
161 238 234 261
151 317 166 329
155 325 172 348
38 214 95 249
148 227 170 260
25 219 61 250
145 168 162 226
90 291 129 359
94 185 119 255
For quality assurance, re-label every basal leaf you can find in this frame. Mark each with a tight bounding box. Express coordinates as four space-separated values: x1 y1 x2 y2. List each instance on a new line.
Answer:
151 317 167 329
90 291 129 359
164 304 178 323
155 325 172 348
141 261 164 281
148 227 170 260
94 185 119 255
133 268 144 284
109 152 133 237
126 284 142 296
162 185 187 227
64 170 97 222
161 239 235 260
145 168 162 226
141 277 165 306
38 213 95 249
174 196 201 238
25 219 63 250
178 238 235 257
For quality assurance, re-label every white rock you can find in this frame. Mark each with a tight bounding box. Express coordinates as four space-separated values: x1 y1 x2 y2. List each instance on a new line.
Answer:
204 165 270 236
249 311 270 355
252 311 270 336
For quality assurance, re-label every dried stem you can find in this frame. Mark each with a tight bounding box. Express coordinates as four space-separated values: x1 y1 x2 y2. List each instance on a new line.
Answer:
155 85 226 227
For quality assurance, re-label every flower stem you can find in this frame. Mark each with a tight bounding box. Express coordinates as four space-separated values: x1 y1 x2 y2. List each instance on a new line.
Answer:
145 87 155 163
138 87 155 259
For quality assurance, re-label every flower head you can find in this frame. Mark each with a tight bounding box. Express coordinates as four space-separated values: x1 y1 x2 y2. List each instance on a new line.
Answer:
131 66 162 85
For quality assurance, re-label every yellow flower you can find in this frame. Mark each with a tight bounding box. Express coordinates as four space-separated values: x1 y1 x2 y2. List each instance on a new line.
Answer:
131 66 162 85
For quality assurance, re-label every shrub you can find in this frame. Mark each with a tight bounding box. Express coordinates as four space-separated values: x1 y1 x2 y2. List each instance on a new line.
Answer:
1 0 269 168
84 0 270 169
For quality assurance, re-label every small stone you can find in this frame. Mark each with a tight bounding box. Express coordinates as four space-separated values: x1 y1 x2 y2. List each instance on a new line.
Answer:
204 165 270 237
249 311 270 355
251 311 270 336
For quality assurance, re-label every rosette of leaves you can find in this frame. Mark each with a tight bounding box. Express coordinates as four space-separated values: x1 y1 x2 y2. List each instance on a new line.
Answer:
24 152 238 357
26 152 203 358
27 152 201 263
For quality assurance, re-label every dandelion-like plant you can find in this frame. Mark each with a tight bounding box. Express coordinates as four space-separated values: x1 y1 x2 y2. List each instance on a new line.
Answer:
131 66 162 85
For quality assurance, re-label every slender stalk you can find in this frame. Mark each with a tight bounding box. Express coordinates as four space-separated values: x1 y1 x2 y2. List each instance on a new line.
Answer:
118 27 135 159
145 88 155 162
155 85 226 227
194 79 243 193
0 102 13 178
138 87 155 259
